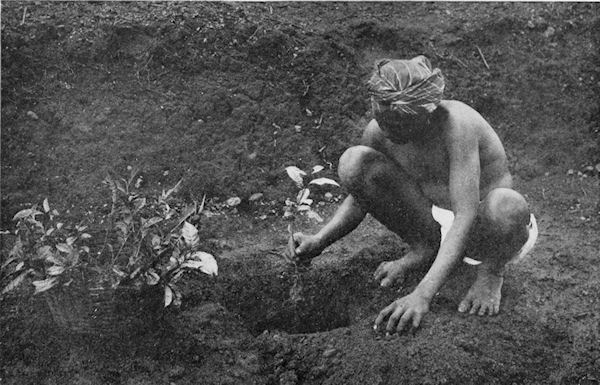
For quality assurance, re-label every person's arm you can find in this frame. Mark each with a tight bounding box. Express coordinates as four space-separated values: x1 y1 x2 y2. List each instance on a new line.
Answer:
313 194 366 249
374 118 481 333
293 194 366 260
413 122 480 300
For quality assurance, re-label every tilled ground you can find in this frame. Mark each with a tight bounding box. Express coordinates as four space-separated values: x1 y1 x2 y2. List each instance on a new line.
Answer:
1 2 599 385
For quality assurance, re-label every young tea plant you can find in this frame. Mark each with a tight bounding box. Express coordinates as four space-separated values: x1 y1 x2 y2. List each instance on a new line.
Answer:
285 224 304 304
1 198 92 295
284 165 339 222
1 170 219 309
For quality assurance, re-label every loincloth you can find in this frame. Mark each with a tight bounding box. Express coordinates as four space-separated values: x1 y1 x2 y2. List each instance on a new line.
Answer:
431 205 538 266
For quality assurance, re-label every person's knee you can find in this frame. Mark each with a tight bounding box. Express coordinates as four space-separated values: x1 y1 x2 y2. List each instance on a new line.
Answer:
479 188 530 235
338 145 383 192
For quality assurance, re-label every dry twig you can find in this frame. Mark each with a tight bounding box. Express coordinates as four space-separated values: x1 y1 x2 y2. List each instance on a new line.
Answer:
20 7 28 25
476 46 490 70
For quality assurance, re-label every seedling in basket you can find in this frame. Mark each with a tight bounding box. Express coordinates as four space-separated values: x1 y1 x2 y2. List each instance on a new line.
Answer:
1 170 218 309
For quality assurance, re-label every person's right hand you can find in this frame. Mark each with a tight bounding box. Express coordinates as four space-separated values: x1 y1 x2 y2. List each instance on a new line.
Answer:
289 232 325 264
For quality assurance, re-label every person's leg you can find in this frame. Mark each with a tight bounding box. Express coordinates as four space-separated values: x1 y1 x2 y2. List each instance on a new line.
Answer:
458 187 531 316
338 145 441 286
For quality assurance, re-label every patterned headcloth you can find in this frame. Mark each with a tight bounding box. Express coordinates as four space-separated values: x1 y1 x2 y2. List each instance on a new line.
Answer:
367 55 445 115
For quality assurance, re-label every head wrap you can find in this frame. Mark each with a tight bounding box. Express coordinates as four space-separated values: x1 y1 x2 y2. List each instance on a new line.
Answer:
367 55 445 115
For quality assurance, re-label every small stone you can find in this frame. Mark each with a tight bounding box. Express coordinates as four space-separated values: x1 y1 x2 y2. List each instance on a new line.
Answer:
567 169 575 176
225 197 241 207
324 192 333 200
294 125 302 133
168 365 185 379
247 151 258 161
322 348 337 358
27 111 39 120
543 26 555 38
249 193 263 202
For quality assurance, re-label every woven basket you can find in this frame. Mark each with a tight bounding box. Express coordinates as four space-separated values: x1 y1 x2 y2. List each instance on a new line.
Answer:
45 283 162 339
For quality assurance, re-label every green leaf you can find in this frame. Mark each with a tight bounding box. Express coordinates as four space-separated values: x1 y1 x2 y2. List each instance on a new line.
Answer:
46 265 65 276
145 270 160 286
163 256 179 273
311 165 324 174
36 246 53 261
66 236 77 246
181 222 199 248
309 177 340 187
32 277 58 294
115 179 126 194
285 166 306 188
80 233 92 240
15 262 24 271
46 253 64 266
1 271 30 294
1 256 18 270
181 260 203 269
8 238 24 259
56 243 73 254
164 285 173 307
187 251 218 276
43 198 50 213
161 179 183 201
296 188 311 205
133 197 146 211
13 209 37 221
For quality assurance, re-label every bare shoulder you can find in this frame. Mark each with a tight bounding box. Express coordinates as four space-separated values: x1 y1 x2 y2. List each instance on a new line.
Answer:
438 100 490 131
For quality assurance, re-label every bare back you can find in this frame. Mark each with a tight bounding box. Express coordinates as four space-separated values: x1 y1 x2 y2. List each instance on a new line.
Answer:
364 100 512 207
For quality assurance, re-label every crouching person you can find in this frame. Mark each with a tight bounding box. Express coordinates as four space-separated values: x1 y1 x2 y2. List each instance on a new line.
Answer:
290 56 537 334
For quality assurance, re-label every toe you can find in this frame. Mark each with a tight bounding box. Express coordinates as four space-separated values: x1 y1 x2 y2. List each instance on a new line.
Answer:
458 297 472 313
469 301 481 315
492 303 500 315
478 304 489 316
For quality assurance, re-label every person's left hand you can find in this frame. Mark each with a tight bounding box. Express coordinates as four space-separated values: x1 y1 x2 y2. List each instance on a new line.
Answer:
374 291 430 334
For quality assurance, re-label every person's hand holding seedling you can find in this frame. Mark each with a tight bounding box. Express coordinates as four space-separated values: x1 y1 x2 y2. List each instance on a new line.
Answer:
283 165 339 265
287 230 325 265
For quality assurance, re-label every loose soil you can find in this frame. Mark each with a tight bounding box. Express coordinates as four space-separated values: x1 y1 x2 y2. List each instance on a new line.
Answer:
1 2 599 385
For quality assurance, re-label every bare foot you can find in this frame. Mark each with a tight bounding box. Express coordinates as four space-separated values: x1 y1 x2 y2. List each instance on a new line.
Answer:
458 268 503 316
373 250 432 287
